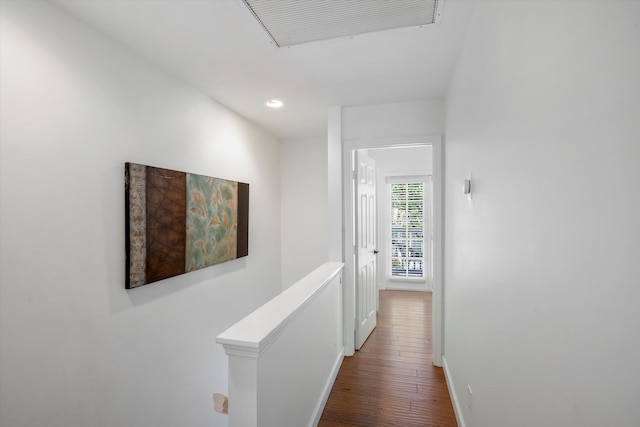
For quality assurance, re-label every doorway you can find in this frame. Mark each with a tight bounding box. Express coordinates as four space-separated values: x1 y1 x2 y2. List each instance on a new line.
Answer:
370 146 433 292
342 136 444 366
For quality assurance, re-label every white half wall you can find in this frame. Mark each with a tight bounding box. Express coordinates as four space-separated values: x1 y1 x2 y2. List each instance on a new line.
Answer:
0 2 281 427
217 262 344 427
280 136 329 289
444 2 640 427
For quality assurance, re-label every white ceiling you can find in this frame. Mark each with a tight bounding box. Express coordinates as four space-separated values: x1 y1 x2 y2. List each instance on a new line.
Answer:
55 0 474 140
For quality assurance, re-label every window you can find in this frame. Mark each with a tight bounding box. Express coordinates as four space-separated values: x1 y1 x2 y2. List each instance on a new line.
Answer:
390 181 424 278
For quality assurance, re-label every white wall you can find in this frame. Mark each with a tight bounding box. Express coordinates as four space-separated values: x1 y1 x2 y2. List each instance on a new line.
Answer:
444 2 640 427
342 99 445 141
0 2 281 427
327 106 343 263
280 136 328 289
368 146 432 291
368 146 433 176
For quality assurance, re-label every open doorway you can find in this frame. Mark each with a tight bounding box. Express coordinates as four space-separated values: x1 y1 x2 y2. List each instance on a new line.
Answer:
367 146 433 293
342 136 443 366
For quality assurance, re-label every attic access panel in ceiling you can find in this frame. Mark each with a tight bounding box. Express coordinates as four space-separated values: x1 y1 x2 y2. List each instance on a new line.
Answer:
241 0 444 47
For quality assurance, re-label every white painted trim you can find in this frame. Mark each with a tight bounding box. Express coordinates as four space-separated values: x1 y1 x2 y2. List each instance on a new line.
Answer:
342 135 444 365
310 349 344 427
388 278 427 283
435 0 446 23
432 136 444 366
385 283 431 292
346 135 441 149
385 174 430 184
341 147 356 355
382 172 432 291
443 356 466 427
329 106 354 357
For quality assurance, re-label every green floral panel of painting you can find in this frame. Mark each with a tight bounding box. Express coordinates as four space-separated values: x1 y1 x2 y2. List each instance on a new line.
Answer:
185 174 238 271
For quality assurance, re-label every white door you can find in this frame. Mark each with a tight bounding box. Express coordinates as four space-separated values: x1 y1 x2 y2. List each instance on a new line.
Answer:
355 151 377 349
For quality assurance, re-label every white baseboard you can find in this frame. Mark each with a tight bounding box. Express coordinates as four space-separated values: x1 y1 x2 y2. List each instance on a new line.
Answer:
385 283 431 292
443 356 467 427
310 349 344 427
380 279 431 292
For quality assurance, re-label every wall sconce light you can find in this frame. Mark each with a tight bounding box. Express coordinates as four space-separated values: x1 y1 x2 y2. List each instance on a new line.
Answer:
463 179 471 195
463 177 472 201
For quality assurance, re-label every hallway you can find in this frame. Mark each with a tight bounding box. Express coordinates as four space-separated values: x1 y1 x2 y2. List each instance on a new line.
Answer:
319 290 458 426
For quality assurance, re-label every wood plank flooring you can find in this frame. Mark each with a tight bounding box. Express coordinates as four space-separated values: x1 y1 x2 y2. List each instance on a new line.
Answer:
318 290 458 427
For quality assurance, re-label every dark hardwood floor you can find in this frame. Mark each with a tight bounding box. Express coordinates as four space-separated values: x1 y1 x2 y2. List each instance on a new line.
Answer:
318 290 458 427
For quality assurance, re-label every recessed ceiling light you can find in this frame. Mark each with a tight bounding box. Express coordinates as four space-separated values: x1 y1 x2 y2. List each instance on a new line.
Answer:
266 99 284 108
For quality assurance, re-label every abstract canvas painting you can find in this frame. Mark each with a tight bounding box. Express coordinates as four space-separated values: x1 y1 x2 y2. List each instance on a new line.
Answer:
125 163 249 289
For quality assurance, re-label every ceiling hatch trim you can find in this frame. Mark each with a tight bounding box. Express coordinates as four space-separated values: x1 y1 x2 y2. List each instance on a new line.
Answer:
240 0 444 48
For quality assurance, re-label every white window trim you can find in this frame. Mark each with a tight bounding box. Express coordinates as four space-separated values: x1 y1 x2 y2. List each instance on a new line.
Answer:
386 175 429 185
382 172 433 289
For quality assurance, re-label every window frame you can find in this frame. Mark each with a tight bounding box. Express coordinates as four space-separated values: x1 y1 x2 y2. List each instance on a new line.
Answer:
384 175 432 285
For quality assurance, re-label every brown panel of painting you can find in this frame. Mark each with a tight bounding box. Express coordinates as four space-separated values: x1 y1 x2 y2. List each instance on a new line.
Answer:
236 182 249 258
145 166 187 284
